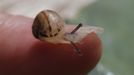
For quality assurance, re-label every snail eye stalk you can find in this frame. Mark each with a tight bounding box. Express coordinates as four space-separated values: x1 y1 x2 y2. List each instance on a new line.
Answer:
71 23 82 34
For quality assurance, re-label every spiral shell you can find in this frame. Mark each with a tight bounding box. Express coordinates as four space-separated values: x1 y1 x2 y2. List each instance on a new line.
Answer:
32 10 65 41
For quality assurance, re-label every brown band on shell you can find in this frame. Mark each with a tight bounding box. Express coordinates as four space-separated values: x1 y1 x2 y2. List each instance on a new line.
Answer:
39 31 48 37
57 28 60 32
54 33 58 36
42 11 53 37
48 25 52 33
37 14 49 38
32 12 51 38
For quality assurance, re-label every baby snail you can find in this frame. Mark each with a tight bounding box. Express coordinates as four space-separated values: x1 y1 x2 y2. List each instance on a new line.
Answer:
32 10 82 55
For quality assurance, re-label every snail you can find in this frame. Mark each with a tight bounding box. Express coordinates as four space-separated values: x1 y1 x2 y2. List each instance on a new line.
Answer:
32 10 82 55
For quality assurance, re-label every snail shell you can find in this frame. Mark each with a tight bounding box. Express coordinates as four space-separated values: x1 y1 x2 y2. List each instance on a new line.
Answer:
32 10 69 43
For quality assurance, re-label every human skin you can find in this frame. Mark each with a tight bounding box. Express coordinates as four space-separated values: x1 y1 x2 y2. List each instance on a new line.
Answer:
0 13 102 75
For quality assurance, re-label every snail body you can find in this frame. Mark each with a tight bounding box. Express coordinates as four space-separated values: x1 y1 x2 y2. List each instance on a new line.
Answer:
32 10 69 43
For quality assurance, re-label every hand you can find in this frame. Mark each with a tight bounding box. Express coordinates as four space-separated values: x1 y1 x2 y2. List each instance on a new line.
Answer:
0 13 102 75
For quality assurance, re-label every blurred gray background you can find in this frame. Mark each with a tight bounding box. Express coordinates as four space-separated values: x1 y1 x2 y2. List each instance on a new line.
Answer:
0 0 134 75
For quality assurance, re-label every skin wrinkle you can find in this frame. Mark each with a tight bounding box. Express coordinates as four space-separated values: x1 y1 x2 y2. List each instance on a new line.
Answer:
0 14 14 34
0 13 34 51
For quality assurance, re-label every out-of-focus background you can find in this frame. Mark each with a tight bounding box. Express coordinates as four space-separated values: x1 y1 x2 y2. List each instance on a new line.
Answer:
0 0 134 75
